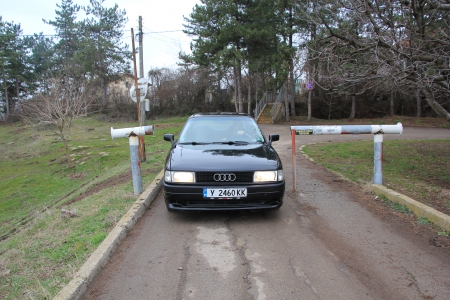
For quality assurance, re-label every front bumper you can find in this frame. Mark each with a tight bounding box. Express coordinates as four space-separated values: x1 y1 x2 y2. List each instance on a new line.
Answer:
163 181 285 211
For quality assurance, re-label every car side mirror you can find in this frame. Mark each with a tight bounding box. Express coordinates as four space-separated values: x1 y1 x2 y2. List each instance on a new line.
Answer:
268 134 279 145
164 133 175 147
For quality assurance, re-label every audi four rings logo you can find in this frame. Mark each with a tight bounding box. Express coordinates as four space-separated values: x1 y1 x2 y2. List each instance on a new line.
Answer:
214 173 236 181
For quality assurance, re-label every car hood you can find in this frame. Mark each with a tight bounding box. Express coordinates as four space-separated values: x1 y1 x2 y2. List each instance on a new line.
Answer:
165 143 281 171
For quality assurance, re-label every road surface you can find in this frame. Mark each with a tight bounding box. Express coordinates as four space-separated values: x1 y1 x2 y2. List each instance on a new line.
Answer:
82 125 450 300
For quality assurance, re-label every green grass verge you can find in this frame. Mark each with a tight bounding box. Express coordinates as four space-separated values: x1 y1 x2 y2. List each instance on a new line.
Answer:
302 139 450 216
0 115 186 299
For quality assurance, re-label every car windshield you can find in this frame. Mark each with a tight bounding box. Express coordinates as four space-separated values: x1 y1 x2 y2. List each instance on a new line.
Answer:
178 116 265 144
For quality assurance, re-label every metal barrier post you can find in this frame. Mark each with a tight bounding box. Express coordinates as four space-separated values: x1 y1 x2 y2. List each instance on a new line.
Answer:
373 133 383 185
291 129 296 192
129 135 142 194
111 126 154 195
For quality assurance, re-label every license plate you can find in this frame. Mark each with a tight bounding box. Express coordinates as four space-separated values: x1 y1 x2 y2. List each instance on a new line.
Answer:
203 188 247 199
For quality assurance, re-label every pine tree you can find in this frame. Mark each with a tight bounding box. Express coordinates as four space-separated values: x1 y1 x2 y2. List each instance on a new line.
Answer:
0 20 29 119
77 0 131 107
43 0 81 76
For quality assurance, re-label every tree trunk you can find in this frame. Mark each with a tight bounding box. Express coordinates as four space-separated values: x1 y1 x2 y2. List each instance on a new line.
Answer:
349 94 356 119
289 63 295 117
2 65 9 120
288 10 295 118
307 22 316 122
236 59 243 113
247 71 251 115
16 79 20 106
101 77 107 108
328 97 332 120
284 83 290 122
307 89 312 121
254 73 259 118
390 91 395 116
421 88 450 120
416 90 421 117
233 66 238 112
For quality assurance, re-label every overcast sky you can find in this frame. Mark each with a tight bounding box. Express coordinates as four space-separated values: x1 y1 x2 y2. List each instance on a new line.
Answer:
1 0 200 73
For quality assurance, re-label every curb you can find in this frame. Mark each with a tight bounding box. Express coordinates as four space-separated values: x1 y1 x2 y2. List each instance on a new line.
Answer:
53 170 164 300
299 145 450 232
371 184 450 231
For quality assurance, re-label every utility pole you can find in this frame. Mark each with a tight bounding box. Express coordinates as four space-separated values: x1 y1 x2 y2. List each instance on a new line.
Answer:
138 16 146 162
131 28 141 122
139 16 144 78
131 28 146 162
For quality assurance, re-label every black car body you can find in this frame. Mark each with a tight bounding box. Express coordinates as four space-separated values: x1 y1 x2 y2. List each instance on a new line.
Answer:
163 113 285 211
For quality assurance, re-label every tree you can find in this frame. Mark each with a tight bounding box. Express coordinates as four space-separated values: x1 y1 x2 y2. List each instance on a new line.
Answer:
300 0 450 119
77 0 131 107
26 33 56 94
21 77 93 165
43 0 82 76
184 0 307 117
184 0 243 112
0 20 29 119
45 0 131 108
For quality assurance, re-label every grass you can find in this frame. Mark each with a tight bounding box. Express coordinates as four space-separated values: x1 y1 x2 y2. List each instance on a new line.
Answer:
378 195 412 215
302 139 450 217
0 115 187 299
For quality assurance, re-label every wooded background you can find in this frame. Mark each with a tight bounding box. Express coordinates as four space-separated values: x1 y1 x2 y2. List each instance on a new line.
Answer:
1 0 449 122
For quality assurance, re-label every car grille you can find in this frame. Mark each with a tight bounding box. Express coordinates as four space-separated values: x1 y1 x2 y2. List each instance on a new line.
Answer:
196 171 253 183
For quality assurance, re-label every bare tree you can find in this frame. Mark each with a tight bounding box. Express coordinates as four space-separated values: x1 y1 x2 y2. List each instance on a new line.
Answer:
21 77 93 165
301 0 450 120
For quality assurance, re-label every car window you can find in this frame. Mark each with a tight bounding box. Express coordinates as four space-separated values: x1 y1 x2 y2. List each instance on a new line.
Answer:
178 117 264 144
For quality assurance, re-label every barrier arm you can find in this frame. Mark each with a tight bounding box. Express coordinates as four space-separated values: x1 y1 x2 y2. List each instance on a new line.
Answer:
290 123 403 192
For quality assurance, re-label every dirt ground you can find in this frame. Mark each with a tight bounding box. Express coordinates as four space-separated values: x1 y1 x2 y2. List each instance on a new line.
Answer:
308 161 450 249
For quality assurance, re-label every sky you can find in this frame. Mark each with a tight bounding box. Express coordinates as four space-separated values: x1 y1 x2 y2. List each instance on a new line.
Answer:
1 0 200 73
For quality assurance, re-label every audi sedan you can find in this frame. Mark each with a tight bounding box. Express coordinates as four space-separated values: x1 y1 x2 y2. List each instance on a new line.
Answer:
162 113 285 211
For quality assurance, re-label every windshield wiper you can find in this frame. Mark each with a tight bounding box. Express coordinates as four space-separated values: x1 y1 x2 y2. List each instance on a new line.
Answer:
179 142 211 145
212 141 249 145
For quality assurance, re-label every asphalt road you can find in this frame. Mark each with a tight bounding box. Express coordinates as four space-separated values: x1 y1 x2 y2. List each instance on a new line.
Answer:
82 125 450 300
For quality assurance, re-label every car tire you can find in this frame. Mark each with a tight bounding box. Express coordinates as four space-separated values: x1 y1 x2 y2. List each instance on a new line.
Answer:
166 203 174 212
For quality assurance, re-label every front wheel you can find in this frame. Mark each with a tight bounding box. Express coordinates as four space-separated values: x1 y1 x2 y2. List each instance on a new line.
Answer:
166 203 175 212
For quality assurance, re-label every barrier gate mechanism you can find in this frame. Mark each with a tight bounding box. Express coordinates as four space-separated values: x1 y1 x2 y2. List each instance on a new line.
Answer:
111 126 154 195
290 123 403 192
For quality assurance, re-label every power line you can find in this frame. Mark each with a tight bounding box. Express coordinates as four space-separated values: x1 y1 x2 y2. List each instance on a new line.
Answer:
141 26 191 46
145 34 191 46
144 29 184 33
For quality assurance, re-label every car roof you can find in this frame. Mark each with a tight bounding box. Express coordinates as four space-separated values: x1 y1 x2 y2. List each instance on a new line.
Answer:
189 112 252 118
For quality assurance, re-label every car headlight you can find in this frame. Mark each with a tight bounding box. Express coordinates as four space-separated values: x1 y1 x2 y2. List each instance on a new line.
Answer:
254 170 283 182
165 171 196 183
